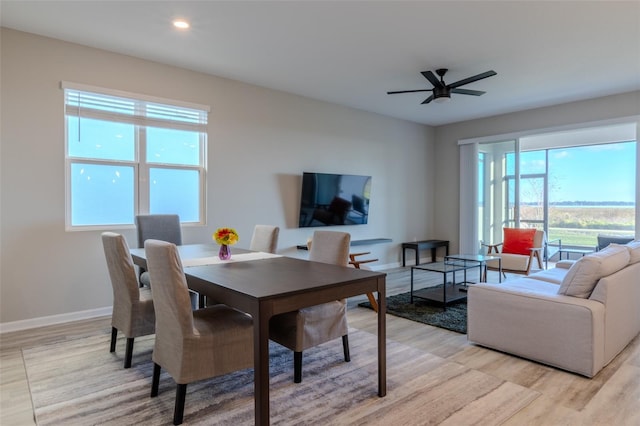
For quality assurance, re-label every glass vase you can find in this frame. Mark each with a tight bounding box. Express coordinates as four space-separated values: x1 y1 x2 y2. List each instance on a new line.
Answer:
218 244 231 260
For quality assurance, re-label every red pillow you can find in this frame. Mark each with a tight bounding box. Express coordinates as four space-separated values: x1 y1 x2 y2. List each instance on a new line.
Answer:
502 228 536 255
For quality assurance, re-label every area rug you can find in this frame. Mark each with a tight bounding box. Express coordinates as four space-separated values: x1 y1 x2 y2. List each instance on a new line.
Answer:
22 328 538 425
359 289 467 334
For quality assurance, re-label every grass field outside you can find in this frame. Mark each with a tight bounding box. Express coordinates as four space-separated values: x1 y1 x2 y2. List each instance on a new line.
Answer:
543 206 635 247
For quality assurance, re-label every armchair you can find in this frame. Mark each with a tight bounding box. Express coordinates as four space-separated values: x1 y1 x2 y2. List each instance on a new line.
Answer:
483 228 547 277
349 252 379 312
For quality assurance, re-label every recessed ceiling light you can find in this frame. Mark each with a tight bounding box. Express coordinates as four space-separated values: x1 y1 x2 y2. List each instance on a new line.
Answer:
173 19 190 30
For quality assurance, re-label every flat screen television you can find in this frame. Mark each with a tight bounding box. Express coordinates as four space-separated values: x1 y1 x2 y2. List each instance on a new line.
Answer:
298 172 372 227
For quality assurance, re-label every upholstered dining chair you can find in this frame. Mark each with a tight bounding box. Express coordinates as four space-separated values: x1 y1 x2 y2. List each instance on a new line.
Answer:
101 232 155 369
483 227 546 278
135 214 182 286
249 224 280 253
269 230 351 383
144 239 253 425
135 214 198 310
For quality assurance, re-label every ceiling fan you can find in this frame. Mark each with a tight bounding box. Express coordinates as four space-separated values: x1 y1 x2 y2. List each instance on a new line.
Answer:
387 68 497 104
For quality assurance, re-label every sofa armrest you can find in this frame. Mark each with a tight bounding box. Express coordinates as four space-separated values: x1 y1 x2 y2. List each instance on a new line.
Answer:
468 282 605 377
589 262 640 364
555 260 575 269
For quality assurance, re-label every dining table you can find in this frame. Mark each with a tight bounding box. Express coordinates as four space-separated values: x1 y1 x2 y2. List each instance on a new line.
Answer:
129 243 387 425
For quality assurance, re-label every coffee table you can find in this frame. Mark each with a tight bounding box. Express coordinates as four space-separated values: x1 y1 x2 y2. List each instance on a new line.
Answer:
410 260 476 306
445 254 502 284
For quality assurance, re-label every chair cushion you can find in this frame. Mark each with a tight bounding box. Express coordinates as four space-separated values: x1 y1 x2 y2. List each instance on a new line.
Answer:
558 245 631 298
502 228 536 255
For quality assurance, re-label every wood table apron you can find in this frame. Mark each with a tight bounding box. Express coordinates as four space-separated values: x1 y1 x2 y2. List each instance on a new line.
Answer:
130 245 387 426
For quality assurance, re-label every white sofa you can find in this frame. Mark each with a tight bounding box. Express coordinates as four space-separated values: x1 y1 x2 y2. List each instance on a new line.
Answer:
468 241 640 377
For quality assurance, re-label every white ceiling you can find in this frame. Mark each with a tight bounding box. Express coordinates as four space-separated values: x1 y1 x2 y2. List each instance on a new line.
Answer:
2 1 639 126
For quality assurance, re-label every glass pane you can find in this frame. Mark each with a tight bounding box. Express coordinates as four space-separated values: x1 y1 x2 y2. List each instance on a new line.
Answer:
520 150 546 174
478 140 516 245
67 117 135 161
548 141 636 246
520 177 545 223
146 127 200 166
149 168 200 222
70 163 134 226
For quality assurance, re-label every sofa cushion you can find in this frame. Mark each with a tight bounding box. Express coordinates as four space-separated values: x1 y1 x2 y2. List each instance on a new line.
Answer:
502 228 536 255
527 267 568 285
616 240 640 264
558 245 630 298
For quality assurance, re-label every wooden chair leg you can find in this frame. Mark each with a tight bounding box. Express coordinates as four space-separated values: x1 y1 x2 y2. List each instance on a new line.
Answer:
151 363 161 397
173 383 187 425
366 293 379 312
124 337 134 368
342 335 350 362
110 327 117 353
294 351 302 383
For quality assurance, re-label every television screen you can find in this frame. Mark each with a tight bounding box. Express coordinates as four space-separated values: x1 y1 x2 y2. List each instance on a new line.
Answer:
298 172 372 227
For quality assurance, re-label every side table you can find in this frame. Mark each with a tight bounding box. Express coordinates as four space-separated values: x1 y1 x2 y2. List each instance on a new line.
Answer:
402 240 449 266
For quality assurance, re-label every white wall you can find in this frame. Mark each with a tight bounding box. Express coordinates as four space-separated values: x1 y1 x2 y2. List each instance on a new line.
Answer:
434 91 640 254
0 29 436 327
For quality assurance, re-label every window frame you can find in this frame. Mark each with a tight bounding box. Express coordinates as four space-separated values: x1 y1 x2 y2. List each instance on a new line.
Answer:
62 81 209 231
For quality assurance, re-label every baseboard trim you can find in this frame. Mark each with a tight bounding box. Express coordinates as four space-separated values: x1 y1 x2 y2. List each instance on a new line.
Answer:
0 306 112 334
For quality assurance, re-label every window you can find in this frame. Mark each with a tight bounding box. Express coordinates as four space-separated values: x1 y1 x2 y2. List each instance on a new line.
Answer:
63 82 209 229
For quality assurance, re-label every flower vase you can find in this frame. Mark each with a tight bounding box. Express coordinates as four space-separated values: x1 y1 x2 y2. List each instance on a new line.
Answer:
218 244 231 260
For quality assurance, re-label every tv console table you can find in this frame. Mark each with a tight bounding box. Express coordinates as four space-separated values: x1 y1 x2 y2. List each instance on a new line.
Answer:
402 240 449 266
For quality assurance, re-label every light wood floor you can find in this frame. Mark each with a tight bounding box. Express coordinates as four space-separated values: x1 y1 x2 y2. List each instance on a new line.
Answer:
2 268 639 425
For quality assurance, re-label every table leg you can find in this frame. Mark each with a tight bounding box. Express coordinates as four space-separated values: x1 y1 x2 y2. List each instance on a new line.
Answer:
255 305 271 425
443 269 447 305
410 267 414 303
377 276 387 397
431 247 436 262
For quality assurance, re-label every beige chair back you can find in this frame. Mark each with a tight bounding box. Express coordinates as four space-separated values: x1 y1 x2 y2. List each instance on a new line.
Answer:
309 230 350 266
144 239 195 339
249 224 280 253
102 232 154 337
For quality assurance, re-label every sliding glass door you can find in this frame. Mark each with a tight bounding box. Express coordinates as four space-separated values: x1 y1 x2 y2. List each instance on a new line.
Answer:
475 135 636 250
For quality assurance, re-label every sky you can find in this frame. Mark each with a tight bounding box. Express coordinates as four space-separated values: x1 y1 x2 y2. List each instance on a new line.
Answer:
520 141 636 204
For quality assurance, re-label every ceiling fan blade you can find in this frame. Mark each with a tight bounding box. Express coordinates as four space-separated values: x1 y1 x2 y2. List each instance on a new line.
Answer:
451 88 486 96
387 89 432 95
421 95 434 104
421 71 444 89
448 70 497 89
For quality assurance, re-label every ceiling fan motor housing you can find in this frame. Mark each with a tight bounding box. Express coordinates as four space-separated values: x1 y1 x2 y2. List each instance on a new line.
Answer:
433 86 451 100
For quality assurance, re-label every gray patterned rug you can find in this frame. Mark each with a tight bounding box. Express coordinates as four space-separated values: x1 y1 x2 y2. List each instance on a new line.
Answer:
359 289 467 334
22 325 538 425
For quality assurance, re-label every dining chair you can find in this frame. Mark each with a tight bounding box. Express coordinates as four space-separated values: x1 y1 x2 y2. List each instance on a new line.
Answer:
101 232 155 369
135 214 198 309
145 239 253 425
249 224 280 253
269 230 351 383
